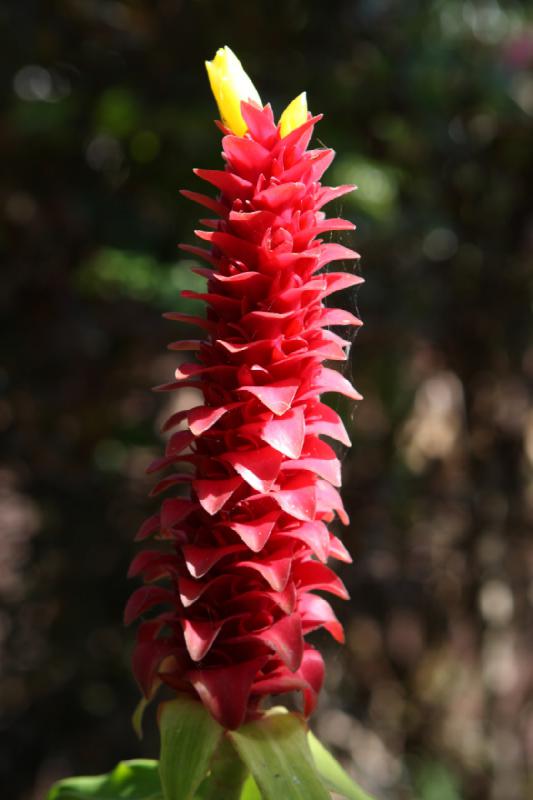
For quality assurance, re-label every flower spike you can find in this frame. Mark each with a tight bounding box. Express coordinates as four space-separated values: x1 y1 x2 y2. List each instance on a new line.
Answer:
127 46 361 731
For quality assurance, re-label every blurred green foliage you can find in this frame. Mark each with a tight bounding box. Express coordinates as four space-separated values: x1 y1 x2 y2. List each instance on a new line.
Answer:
77 249 204 308
1 2 533 799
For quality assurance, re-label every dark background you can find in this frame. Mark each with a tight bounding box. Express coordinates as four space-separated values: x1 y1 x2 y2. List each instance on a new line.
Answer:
1 2 533 798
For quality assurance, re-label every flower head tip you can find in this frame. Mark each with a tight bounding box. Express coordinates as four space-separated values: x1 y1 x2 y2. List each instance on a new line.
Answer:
205 46 262 137
206 46 308 139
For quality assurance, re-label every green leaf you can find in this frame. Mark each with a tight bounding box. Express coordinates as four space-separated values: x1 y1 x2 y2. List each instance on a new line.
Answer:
159 696 223 800
308 732 376 800
46 759 162 800
238 774 262 800
229 711 330 800
132 694 151 739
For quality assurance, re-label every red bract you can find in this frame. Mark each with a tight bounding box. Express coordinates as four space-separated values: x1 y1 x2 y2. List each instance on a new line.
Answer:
126 101 362 730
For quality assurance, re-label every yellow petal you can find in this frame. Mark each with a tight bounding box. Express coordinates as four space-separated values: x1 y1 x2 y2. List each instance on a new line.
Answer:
279 92 308 138
205 46 262 137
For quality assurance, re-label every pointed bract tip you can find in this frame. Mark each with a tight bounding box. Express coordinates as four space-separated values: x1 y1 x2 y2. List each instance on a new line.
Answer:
205 45 262 137
279 91 309 138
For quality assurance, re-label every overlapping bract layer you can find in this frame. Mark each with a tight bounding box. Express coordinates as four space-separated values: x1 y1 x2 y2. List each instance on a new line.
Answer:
126 101 362 730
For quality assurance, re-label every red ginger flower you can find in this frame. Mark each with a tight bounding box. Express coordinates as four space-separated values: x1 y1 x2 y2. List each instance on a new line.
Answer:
126 48 362 731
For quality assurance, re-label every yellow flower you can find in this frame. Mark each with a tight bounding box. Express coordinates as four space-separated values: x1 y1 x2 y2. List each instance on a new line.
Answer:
205 46 262 137
279 92 308 138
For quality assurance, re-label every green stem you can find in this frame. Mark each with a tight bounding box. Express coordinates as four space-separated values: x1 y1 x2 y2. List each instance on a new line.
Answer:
197 735 248 800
